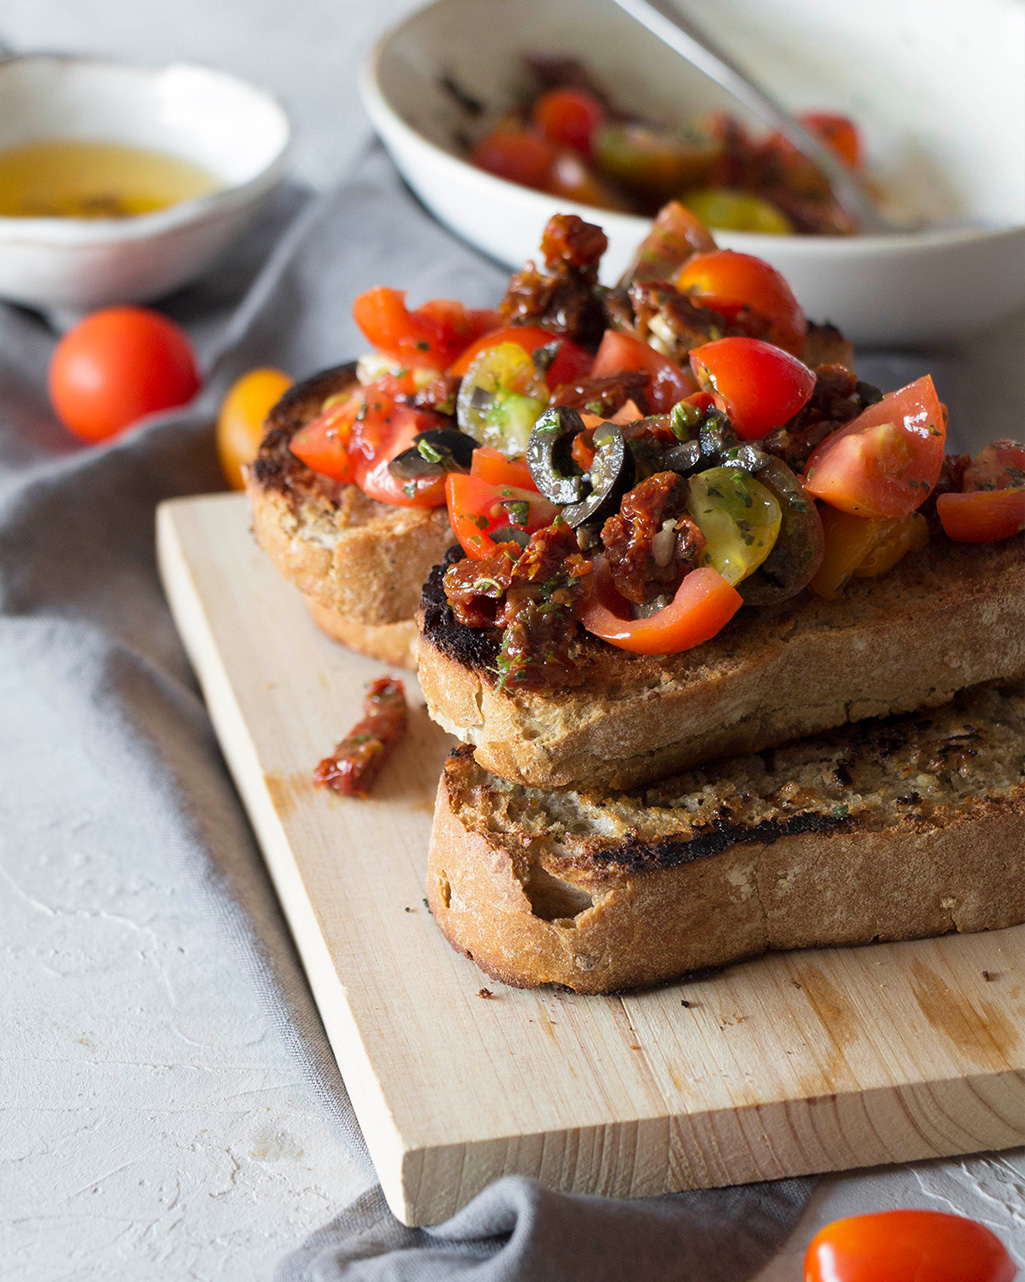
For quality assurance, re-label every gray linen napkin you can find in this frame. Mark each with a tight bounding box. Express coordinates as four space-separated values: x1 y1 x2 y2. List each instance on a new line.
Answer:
15 143 983 1279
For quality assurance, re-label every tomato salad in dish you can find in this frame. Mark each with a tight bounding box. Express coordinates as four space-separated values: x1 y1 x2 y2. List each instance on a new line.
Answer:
284 202 1024 691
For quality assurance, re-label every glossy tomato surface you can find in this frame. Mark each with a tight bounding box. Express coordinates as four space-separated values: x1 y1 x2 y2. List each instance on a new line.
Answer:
288 390 363 483
803 375 945 518
352 287 499 370
446 471 557 558
937 488 1025 542
804 1210 1016 1282
689 336 815 440
675 249 807 356
532 88 606 158
448 325 592 388
217 367 293 490
963 439 1025 492
590 329 695 414
49 306 200 442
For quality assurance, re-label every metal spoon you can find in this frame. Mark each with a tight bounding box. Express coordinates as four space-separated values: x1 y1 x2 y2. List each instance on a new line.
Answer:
607 0 893 234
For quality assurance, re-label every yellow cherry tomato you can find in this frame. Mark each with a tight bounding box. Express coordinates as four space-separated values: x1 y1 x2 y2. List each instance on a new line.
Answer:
216 367 293 489
810 506 929 600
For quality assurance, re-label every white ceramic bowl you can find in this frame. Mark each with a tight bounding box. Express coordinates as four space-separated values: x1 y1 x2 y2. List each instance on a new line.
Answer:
0 55 291 313
361 0 1025 347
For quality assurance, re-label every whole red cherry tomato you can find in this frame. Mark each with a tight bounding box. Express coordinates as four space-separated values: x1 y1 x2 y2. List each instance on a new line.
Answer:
49 306 200 442
804 1210 1016 1282
675 249 807 356
469 126 558 191
689 336 815 440
532 88 606 158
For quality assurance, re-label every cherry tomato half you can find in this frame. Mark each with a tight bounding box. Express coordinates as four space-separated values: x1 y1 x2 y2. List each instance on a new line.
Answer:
350 394 447 507
937 488 1025 542
288 390 363 483
469 125 558 191
49 306 200 443
804 1210 1016 1282
590 330 696 414
217 367 293 490
470 446 536 489
963 439 1025 492
675 250 807 356
689 336 815 440
448 325 592 387
446 471 559 559
352 287 500 371
803 375 946 518
532 88 606 159
581 558 742 655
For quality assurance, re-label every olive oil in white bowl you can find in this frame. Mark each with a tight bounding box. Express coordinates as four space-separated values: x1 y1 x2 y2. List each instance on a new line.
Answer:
0 56 291 312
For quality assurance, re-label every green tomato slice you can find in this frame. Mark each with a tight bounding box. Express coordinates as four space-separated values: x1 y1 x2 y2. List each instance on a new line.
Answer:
456 342 548 455
687 466 783 585
680 188 794 235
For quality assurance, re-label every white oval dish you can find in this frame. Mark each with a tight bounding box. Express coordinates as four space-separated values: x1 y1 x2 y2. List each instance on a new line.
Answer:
0 55 291 313
360 0 1025 347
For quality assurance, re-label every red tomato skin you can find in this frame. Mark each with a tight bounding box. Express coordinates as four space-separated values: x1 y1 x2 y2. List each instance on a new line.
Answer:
469 126 557 190
351 397 447 507
49 306 200 442
937 488 1025 542
675 250 807 357
352 287 499 370
689 336 815 440
532 88 606 158
446 471 558 558
288 394 362 483
470 447 537 490
798 111 862 169
448 326 592 387
591 330 695 414
963 439 1025 492
581 560 742 654
804 1210 1016 1282
804 375 946 518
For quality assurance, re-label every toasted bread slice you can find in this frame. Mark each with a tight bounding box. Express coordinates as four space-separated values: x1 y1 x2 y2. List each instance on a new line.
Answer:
246 363 451 626
303 595 418 670
428 682 1025 993
418 536 1025 791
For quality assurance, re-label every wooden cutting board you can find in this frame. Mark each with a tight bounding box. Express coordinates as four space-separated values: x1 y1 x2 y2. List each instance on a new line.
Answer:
157 492 1025 1227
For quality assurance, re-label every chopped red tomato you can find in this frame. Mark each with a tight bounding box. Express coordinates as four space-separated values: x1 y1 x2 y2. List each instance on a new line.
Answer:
469 126 557 190
963 439 1025 492
590 330 695 414
352 287 500 371
532 88 606 158
470 446 536 490
352 396 448 507
689 336 815 440
446 472 559 558
675 250 807 356
937 489 1025 542
798 111 863 170
805 1210 1015 1282
581 559 742 654
448 325 592 387
289 392 363 483
803 375 946 518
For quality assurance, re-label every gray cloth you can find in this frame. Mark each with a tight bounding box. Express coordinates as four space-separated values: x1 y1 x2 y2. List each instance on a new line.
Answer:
7 143 966 1279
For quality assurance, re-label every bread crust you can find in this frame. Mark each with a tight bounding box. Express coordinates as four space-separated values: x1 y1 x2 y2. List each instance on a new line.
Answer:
303 595 418 670
428 727 1025 994
245 363 451 626
418 536 1025 790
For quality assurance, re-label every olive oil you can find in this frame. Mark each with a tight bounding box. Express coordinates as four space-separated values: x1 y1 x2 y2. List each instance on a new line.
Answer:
0 140 222 219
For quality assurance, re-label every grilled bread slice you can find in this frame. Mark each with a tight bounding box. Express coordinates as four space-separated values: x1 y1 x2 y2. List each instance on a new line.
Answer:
246 363 451 628
418 535 1025 791
428 682 1025 994
302 595 418 670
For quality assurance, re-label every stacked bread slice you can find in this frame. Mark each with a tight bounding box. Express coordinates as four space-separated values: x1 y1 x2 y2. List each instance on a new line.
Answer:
418 538 1025 993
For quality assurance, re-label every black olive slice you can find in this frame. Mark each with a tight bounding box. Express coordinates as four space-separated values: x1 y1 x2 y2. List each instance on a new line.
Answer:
527 406 587 505
562 423 634 528
739 457 825 605
388 429 477 482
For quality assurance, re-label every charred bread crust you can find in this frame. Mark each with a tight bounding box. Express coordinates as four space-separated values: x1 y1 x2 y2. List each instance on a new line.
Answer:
417 535 1025 791
246 362 452 626
303 595 418 670
427 685 1025 993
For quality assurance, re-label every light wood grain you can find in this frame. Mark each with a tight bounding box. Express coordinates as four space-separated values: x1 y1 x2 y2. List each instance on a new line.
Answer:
157 492 1025 1226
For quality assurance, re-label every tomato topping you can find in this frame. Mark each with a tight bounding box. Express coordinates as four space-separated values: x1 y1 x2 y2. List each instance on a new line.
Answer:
804 1210 1016 1282
470 446 536 489
620 199 718 284
798 111 863 170
289 392 362 483
581 559 742 654
448 325 592 387
351 396 447 507
937 488 1025 542
469 125 558 190
689 337 815 440
446 472 559 559
352 287 500 370
803 375 946 518
675 250 807 356
590 330 695 414
963 438 1025 492
811 506 929 599
532 88 606 158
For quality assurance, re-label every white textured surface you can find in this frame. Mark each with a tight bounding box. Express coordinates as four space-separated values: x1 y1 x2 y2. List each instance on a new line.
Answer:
1 1 1022 1278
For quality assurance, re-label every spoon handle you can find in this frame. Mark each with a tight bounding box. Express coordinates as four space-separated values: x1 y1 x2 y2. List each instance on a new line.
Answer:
606 0 891 234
